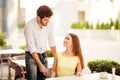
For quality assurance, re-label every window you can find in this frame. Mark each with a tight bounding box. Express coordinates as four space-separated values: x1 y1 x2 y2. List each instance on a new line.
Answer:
78 11 85 21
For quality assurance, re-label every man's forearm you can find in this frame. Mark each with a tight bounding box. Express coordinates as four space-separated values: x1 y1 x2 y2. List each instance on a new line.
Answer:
51 46 57 57
51 46 58 74
31 51 43 67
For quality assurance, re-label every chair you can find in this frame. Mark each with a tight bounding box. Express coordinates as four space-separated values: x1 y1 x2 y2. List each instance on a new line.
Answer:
8 55 26 80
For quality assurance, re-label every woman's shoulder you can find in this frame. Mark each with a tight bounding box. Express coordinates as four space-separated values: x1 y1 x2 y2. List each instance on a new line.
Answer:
57 52 64 58
73 55 79 61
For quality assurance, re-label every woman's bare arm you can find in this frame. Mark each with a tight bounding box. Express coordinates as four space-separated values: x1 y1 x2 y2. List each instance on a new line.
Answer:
76 60 82 76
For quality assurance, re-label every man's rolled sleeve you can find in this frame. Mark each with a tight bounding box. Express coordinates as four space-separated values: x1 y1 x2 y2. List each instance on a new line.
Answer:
24 24 37 54
48 23 56 47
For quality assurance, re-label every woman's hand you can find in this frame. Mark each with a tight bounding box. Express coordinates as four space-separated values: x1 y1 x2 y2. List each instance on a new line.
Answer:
75 72 82 76
50 68 56 77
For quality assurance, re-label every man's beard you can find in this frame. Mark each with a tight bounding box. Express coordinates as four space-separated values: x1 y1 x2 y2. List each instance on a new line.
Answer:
40 20 47 26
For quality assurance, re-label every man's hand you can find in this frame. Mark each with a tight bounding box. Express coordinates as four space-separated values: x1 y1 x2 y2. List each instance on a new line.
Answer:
31 52 47 75
39 64 47 75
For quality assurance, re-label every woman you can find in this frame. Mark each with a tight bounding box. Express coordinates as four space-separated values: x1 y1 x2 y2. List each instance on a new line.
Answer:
51 33 84 77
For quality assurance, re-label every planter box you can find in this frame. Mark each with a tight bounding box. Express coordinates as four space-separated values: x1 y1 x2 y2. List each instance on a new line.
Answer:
69 29 120 41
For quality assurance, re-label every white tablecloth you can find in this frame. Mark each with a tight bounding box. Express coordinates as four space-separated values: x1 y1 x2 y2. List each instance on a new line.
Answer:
0 49 25 54
45 73 120 80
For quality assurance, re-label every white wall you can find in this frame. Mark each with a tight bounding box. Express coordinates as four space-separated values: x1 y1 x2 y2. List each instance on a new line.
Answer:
0 8 2 31
25 0 59 23
25 0 78 36
25 0 120 35
7 0 18 40
54 1 78 35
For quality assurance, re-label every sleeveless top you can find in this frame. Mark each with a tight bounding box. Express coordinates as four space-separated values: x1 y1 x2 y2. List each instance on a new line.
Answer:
57 53 79 77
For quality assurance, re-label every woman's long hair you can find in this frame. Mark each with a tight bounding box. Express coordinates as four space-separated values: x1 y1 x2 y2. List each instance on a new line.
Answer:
69 33 84 70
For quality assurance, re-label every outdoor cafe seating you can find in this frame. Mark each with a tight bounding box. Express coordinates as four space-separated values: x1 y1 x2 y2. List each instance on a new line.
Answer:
7 57 120 80
1 48 118 80
8 54 26 80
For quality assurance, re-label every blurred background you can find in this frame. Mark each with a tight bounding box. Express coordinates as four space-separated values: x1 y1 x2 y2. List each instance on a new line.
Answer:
0 0 120 78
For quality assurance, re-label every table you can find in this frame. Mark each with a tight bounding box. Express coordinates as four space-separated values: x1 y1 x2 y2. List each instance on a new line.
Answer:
0 49 25 80
45 73 120 80
0 49 25 54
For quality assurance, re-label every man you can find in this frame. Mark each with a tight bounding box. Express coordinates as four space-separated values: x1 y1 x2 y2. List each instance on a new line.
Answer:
24 5 57 80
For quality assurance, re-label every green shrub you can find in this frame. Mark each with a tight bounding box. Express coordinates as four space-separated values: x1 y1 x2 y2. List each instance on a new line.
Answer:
46 50 53 57
71 21 93 29
96 22 111 29
71 19 120 30
0 32 12 48
87 59 120 73
96 22 101 29
115 65 120 76
18 21 25 29
0 32 7 47
19 45 25 50
71 22 82 29
109 18 114 29
114 19 119 29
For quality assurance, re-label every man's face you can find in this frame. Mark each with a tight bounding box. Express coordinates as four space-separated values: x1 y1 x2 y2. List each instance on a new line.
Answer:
39 17 50 26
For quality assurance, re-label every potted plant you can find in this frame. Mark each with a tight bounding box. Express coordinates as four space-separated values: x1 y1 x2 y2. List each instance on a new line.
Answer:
87 59 120 74
46 50 53 57
115 65 120 76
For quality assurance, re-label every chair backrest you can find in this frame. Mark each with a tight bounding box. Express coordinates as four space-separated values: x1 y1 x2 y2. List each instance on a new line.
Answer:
8 54 26 80
12 55 25 60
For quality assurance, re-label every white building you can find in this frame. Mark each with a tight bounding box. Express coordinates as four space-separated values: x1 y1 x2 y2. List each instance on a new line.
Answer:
25 0 120 35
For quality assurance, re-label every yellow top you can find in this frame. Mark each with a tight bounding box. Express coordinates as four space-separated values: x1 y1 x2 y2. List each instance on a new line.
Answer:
57 53 79 77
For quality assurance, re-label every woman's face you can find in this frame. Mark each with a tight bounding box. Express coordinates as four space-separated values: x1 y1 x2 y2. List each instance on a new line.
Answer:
63 34 73 47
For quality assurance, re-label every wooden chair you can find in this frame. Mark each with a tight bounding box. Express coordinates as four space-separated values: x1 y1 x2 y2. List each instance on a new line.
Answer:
8 55 26 80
